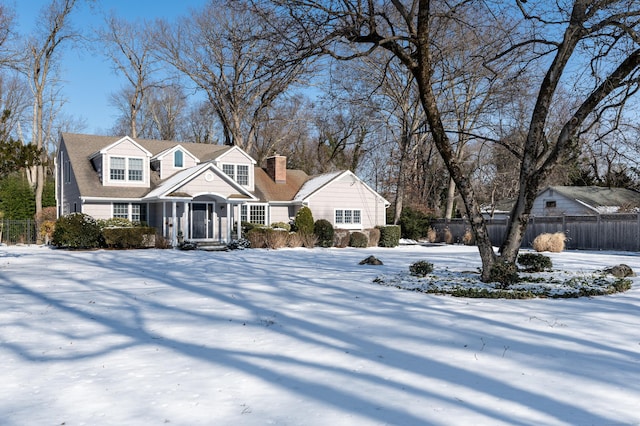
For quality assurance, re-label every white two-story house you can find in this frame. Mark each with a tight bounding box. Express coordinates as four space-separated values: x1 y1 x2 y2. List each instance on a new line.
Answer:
56 133 389 246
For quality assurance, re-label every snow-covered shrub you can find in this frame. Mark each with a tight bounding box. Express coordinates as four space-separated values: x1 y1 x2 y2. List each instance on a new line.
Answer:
52 213 103 249
349 231 369 248
270 221 291 232
532 232 566 252
518 253 553 272
409 260 433 277
314 219 334 247
227 238 250 250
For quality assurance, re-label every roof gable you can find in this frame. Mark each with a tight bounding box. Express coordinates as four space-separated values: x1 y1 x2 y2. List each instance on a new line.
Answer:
214 146 257 165
144 162 256 200
294 170 390 205
89 136 152 159
152 145 199 163
545 186 640 212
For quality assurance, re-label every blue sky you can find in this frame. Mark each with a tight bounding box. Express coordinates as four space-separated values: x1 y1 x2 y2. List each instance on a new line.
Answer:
12 0 207 135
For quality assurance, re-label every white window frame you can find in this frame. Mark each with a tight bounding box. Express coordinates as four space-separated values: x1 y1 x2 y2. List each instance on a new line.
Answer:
174 150 184 168
334 208 362 229
222 163 250 187
112 203 147 223
240 204 268 225
113 203 129 219
108 155 146 184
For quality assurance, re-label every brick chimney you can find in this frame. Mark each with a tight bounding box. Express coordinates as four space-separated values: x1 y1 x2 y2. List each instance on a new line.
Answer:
266 155 287 183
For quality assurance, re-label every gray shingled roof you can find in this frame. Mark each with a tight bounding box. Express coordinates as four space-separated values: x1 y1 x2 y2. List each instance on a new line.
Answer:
547 186 640 211
61 133 231 199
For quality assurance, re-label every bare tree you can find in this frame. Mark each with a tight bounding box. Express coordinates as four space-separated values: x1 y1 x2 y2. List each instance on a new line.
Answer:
98 14 159 138
259 0 640 283
24 0 81 225
152 0 309 155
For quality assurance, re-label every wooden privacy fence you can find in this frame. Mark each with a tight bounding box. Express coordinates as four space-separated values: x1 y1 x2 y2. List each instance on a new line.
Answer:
431 214 640 251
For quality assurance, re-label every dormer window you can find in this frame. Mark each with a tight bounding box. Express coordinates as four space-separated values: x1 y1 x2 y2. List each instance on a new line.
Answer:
174 150 183 168
109 156 144 183
222 163 249 186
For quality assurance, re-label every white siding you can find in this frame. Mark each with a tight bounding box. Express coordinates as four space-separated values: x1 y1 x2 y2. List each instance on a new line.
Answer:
269 205 292 224
306 174 386 229
175 171 244 197
159 148 198 179
532 189 594 216
82 202 113 219
215 148 255 191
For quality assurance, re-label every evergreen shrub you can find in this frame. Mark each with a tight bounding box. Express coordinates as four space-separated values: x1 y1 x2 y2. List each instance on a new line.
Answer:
293 206 314 235
518 253 553 272
409 260 434 277
378 225 401 247
398 207 431 240
102 226 156 248
314 219 334 247
52 213 103 249
489 260 519 289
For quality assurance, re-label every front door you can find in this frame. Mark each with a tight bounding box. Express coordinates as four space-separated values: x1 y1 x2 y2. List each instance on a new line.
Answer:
191 202 215 239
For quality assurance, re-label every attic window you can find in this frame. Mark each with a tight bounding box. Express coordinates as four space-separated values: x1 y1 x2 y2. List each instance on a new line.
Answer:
545 200 557 208
174 150 183 168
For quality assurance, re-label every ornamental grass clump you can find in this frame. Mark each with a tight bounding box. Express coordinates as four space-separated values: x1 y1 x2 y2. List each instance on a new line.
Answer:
532 232 566 252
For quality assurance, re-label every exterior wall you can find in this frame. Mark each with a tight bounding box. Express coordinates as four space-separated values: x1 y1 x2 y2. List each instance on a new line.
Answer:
58 147 82 217
307 174 387 229
214 148 255 191
159 148 198 179
269 205 293 225
176 170 243 197
82 202 113 219
531 189 594 216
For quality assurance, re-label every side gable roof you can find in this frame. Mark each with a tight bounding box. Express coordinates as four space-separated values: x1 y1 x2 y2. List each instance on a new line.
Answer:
293 170 391 205
60 133 231 198
545 186 640 212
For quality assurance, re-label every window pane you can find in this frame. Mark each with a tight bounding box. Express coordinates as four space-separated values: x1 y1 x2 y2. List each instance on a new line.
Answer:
110 157 125 180
353 210 361 224
249 205 265 224
113 203 128 219
335 210 343 224
344 210 352 224
174 150 183 167
131 204 146 223
128 158 143 181
237 165 249 185
240 205 248 223
223 164 235 179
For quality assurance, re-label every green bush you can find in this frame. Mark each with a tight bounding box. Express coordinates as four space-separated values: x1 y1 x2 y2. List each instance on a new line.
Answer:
52 213 103 249
270 221 291 232
409 260 434 277
0 174 35 219
314 219 334 247
102 226 156 248
518 253 553 272
293 206 314 235
378 225 401 247
398 207 431 240
349 231 369 248
489 260 519 289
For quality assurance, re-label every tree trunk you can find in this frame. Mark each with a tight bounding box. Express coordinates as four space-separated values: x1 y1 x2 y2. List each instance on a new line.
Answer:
444 177 456 219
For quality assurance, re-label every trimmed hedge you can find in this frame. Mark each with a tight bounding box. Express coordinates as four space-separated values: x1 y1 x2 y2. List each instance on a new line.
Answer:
378 225 401 247
349 231 369 248
102 226 156 249
314 219 334 247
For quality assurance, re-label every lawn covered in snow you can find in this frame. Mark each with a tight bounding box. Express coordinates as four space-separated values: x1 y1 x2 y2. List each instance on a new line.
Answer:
1 244 639 425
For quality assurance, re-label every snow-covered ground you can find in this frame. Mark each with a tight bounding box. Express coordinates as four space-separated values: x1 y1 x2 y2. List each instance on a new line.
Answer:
1 244 639 426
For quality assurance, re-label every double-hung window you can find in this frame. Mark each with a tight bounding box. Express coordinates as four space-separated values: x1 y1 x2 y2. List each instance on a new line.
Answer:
110 156 144 183
110 157 126 181
113 203 128 219
222 164 250 186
